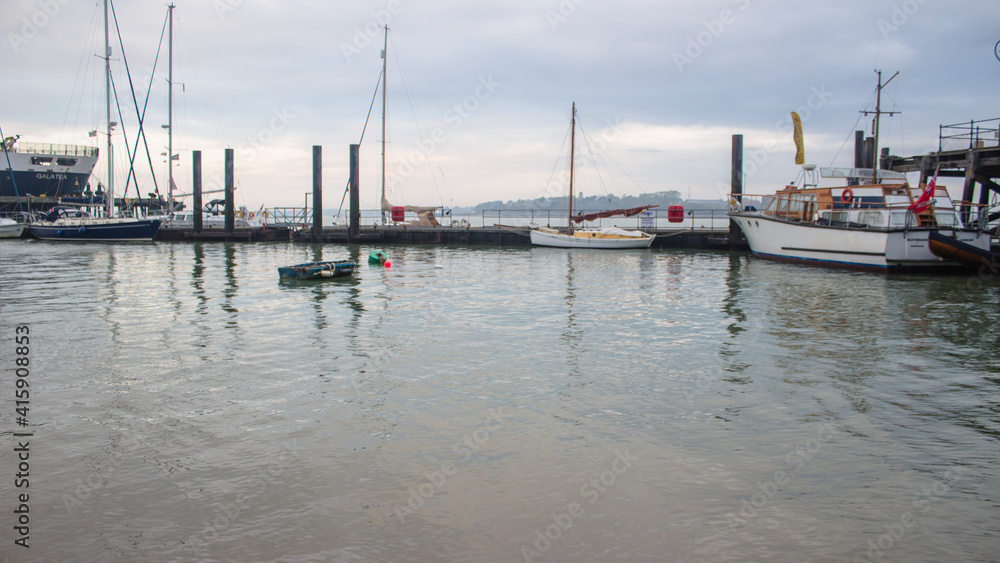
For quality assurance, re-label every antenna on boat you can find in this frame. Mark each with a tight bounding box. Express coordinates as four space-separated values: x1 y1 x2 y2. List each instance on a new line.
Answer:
862 69 899 185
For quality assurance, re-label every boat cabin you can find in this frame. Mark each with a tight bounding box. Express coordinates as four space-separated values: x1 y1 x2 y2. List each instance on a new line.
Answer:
758 166 959 230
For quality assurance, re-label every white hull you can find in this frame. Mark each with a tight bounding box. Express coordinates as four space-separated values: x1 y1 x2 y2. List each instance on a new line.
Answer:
0 222 26 238
530 228 654 249
731 214 990 270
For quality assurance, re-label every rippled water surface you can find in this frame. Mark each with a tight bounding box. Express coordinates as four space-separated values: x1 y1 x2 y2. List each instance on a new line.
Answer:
1 240 998 562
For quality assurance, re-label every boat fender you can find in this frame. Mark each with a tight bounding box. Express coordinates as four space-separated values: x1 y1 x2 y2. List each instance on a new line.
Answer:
842 188 853 202
78 226 87 233
56 230 63 236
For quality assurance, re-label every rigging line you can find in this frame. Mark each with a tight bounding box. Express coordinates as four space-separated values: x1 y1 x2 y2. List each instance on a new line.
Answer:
389 33 447 206
828 87 877 167
176 22 228 148
61 4 102 143
543 120 573 202
575 119 611 200
336 69 383 219
112 0 167 201
578 118 642 195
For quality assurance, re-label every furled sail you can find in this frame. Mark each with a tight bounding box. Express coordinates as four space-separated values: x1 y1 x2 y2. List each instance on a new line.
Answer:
572 204 658 224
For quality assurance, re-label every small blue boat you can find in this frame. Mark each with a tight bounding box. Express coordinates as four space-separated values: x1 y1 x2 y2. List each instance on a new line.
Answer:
278 260 357 280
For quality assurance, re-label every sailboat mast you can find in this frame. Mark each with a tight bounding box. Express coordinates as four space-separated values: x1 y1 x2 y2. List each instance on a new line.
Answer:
103 0 113 217
380 25 388 224
568 102 576 234
167 3 174 212
869 69 898 185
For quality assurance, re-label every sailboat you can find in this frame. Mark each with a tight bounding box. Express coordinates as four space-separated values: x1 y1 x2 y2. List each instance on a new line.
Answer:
529 103 656 249
29 0 160 242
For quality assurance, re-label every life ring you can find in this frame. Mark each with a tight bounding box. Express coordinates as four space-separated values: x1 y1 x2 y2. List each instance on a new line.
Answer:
841 188 853 202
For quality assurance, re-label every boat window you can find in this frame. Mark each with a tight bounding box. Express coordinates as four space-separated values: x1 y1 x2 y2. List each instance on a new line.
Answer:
56 158 78 167
935 212 957 227
30 157 53 166
858 211 884 226
889 211 910 227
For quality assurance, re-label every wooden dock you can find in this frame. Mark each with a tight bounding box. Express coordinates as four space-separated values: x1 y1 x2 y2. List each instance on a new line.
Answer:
288 224 746 250
883 119 1000 225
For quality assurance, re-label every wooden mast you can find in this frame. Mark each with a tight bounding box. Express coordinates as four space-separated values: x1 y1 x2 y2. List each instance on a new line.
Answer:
568 102 576 234
868 70 898 185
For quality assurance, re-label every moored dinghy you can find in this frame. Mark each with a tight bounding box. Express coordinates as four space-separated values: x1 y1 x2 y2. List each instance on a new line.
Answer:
278 260 357 280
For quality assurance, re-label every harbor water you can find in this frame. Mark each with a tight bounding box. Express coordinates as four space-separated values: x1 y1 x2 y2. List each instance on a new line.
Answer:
1 241 998 562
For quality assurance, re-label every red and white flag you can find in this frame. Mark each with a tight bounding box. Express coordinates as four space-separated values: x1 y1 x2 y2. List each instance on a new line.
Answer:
909 167 938 214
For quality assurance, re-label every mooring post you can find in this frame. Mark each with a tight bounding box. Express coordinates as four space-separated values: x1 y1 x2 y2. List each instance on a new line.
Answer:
863 137 875 172
349 144 360 241
192 150 203 233
312 145 322 241
224 148 234 233
851 131 864 186
730 134 743 241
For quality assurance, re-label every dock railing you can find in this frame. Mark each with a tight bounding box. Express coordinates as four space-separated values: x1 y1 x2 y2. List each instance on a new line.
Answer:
939 118 1000 151
307 208 733 230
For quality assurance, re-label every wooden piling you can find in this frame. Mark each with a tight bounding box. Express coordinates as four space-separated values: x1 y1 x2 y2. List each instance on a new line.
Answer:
192 150 203 233
224 148 234 233
312 145 322 241
730 134 743 241
349 144 360 241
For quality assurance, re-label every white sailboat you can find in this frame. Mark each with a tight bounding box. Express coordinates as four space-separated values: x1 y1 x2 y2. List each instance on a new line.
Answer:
529 103 655 249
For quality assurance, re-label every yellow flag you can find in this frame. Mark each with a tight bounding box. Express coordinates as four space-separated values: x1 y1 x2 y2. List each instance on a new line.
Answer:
791 112 805 165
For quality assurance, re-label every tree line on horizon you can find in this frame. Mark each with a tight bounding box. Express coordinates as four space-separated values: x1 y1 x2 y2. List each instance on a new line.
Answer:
454 190 711 214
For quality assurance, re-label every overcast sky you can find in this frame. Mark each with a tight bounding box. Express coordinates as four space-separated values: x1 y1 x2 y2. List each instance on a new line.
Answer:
4 0 999 210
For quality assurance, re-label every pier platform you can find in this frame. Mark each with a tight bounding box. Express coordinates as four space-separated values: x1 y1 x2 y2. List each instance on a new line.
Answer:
288 225 746 250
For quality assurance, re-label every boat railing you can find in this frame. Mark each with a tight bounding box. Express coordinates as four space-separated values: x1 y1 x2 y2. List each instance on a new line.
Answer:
9 142 99 157
733 191 970 230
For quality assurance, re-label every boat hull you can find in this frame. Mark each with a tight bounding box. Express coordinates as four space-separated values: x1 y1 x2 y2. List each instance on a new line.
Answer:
28 219 160 242
1 144 100 198
529 228 654 249
0 220 26 238
928 230 1000 271
730 214 990 271
278 260 357 280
